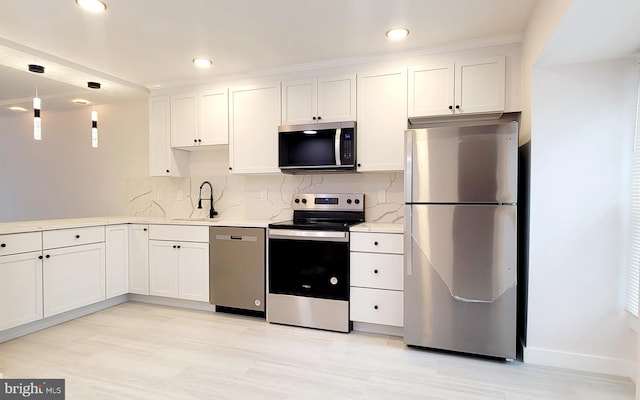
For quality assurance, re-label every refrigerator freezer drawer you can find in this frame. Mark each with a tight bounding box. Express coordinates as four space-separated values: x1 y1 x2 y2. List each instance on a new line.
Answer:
404 203 517 359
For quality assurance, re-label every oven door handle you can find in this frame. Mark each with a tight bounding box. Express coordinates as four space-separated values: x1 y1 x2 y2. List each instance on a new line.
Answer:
268 229 348 242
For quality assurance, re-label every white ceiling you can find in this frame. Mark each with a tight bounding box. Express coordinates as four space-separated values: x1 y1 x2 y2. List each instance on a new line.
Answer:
0 0 538 116
2 0 639 119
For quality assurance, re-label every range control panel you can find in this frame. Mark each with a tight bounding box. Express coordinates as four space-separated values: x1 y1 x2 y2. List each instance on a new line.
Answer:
291 193 364 212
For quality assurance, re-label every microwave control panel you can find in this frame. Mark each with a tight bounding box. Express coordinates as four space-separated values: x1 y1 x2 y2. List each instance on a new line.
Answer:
341 128 356 165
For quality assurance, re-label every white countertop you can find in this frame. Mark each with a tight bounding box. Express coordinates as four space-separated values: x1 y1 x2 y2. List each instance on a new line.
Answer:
0 217 404 235
350 222 404 234
0 216 275 235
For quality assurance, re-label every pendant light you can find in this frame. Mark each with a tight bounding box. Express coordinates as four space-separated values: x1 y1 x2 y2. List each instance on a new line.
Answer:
33 93 41 141
87 81 101 148
28 64 45 141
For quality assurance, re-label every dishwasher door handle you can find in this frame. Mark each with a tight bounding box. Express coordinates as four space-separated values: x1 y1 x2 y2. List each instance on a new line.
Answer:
215 234 258 242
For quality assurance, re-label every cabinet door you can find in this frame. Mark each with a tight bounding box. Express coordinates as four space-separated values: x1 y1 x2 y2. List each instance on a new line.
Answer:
281 78 316 125
408 62 454 117
199 88 229 145
149 96 189 177
454 56 505 115
0 251 43 331
177 241 209 302
128 225 149 295
317 74 356 122
105 225 128 298
229 82 281 174
148 240 179 298
356 68 407 171
43 243 106 318
171 93 198 147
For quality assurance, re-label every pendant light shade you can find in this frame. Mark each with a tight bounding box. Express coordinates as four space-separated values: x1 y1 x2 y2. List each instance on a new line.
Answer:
33 96 41 141
91 109 98 148
28 64 45 141
87 81 101 148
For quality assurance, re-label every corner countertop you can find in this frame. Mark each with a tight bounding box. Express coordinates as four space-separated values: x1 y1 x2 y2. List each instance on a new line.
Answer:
0 217 275 235
350 222 404 234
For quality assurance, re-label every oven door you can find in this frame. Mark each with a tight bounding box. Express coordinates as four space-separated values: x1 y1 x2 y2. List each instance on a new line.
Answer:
268 229 349 301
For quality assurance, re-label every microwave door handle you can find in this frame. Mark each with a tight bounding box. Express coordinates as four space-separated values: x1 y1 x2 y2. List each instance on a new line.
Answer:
335 128 342 166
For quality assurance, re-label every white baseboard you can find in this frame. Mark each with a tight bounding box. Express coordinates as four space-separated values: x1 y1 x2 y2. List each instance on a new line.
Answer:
128 294 217 312
352 321 403 337
524 346 635 379
0 295 129 344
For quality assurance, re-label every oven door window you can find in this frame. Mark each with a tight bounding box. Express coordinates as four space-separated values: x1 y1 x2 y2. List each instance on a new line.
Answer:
269 238 349 301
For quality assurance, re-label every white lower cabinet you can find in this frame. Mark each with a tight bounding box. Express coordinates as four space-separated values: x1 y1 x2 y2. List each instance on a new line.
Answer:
350 287 403 327
149 240 179 298
0 250 43 331
148 225 209 302
43 242 106 318
106 225 129 298
128 224 149 295
350 231 404 327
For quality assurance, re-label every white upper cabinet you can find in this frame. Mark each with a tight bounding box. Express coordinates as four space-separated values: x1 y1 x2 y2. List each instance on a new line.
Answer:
455 57 505 115
229 82 281 174
171 88 229 148
408 56 505 118
356 67 407 172
408 62 454 117
149 96 189 177
171 93 198 147
281 74 356 125
199 88 229 145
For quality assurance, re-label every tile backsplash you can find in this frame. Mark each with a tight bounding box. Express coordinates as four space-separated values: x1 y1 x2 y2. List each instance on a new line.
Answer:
126 172 404 223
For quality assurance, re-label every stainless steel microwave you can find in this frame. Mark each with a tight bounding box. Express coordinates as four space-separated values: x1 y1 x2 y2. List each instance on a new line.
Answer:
278 121 356 174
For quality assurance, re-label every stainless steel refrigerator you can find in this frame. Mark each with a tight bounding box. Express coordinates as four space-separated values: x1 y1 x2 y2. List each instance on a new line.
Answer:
404 121 518 360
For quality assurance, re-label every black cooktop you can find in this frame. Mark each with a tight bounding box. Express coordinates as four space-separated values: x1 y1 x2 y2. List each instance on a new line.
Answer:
268 219 361 232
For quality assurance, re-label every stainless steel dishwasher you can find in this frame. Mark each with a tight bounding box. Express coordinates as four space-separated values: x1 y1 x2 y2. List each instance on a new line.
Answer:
209 226 265 315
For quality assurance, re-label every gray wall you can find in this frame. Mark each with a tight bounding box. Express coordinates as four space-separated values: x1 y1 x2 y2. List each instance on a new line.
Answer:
0 100 148 222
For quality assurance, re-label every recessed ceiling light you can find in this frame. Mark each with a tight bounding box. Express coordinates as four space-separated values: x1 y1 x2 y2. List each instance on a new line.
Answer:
8 106 28 112
72 99 91 105
386 28 410 41
75 0 107 12
193 58 213 68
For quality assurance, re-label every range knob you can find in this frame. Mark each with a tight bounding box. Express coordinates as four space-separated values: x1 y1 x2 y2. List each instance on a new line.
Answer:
294 198 300 204
346 199 352 204
354 199 360 204
301 198 307 204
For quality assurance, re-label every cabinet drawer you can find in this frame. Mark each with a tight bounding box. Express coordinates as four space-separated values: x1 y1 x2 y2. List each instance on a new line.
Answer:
149 225 209 242
350 232 403 254
43 226 105 250
350 287 403 327
350 252 403 290
0 232 42 256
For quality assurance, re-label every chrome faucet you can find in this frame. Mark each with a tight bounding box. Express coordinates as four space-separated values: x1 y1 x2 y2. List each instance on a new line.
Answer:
197 181 218 218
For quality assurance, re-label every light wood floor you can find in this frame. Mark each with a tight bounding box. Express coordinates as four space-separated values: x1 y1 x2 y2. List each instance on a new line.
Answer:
0 302 634 400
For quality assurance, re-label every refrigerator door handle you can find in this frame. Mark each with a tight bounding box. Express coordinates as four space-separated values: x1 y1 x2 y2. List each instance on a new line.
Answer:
404 130 413 203
404 130 413 276
404 204 412 276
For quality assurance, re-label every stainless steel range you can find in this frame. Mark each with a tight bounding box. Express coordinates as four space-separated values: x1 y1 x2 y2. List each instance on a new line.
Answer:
267 193 365 332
